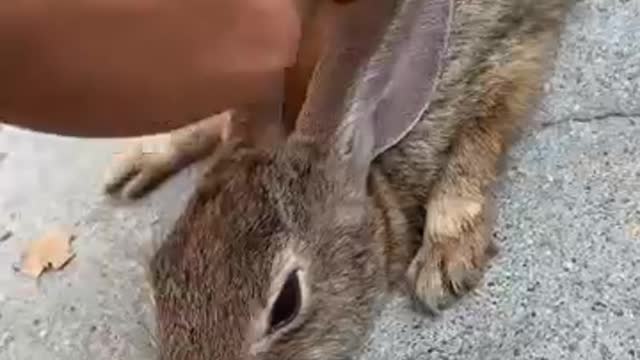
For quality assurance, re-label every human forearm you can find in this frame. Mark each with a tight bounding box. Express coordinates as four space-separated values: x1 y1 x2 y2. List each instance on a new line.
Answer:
0 0 300 137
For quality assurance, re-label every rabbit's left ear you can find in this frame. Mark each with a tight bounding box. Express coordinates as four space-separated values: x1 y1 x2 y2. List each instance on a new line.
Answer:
365 0 452 157
291 0 395 183
293 0 453 175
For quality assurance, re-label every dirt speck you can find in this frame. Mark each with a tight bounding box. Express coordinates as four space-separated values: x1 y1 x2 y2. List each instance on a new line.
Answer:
0 228 11 242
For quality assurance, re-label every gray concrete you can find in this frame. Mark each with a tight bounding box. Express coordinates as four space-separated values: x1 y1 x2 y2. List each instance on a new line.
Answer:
1 0 639 359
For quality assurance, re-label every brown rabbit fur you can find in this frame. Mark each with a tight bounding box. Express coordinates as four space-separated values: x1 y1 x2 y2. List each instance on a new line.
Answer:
124 0 576 359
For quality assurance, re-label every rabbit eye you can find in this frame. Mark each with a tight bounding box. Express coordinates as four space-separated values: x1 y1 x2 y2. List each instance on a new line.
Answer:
268 269 302 333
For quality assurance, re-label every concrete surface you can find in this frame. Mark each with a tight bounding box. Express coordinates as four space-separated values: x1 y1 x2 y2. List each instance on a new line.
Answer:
1 0 639 359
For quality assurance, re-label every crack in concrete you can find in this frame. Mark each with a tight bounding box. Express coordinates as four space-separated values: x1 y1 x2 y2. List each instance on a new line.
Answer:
539 110 640 129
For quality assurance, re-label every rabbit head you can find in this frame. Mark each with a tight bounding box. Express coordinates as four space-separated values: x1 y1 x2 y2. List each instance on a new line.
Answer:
149 118 384 360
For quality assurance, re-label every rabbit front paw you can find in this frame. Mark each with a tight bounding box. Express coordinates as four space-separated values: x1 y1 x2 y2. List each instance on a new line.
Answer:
104 142 182 199
407 196 497 314
104 116 226 199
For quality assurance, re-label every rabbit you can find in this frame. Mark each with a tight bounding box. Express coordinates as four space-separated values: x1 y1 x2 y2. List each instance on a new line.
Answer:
109 0 575 358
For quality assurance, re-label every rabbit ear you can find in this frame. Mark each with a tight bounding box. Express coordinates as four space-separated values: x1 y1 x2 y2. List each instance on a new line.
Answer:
292 0 396 180
364 0 453 156
293 0 453 170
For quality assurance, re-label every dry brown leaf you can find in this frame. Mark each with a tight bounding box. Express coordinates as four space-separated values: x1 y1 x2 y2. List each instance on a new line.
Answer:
21 228 75 278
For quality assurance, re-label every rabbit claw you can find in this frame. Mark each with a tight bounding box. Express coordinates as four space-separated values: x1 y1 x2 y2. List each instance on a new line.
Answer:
407 197 497 314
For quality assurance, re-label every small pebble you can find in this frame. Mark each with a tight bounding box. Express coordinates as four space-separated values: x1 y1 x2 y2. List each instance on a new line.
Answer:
0 332 14 348
0 229 11 242
563 261 575 271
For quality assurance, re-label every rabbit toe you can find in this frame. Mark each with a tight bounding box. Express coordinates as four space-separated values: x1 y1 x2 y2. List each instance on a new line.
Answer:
407 218 497 315
104 143 179 199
